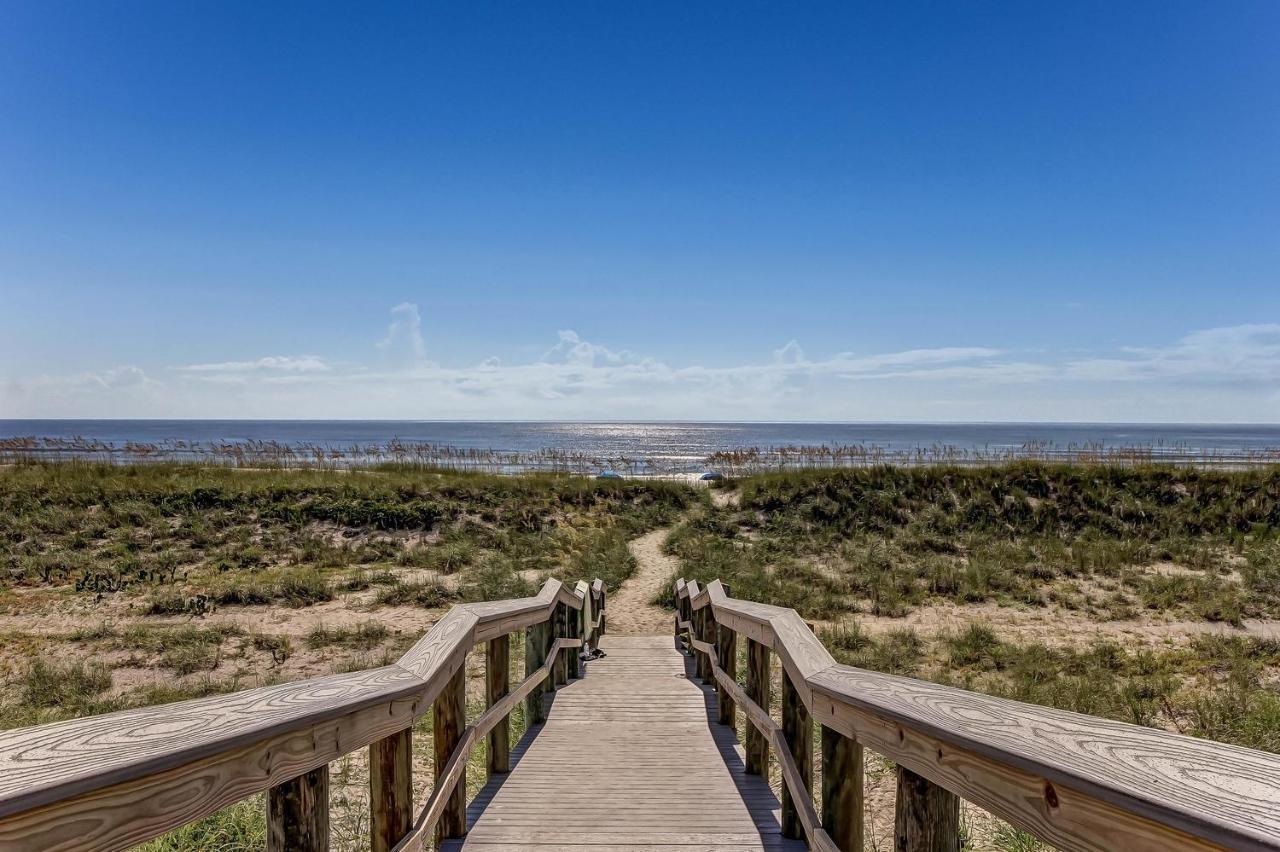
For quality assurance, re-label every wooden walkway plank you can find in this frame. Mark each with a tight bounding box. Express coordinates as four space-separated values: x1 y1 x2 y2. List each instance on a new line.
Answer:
442 636 805 852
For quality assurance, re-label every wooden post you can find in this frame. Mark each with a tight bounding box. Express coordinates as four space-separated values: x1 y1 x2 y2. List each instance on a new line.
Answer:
715 589 736 730
487 634 510 776
781 672 813 840
369 729 411 852
745 638 770 776
568 602 581 679
434 666 466 842
553 603 568 687
894 766 959 852
268 765 329 852
702 607 716 683
692 605 705 680
822 725 864 851
525 620 549 723
679 597 691 653
597 588 606 637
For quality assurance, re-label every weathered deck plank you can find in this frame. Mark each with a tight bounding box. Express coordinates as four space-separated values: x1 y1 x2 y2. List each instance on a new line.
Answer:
442 636 804 852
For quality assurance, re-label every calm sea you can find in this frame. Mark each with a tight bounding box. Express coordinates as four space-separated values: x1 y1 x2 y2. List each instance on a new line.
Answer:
3 421 1279 471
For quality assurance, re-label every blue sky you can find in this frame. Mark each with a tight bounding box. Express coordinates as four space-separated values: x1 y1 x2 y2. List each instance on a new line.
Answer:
1 1 1277 421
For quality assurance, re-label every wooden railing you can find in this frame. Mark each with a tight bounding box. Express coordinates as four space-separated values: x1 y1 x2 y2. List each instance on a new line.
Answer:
0 577 606 852
675 578 1280 852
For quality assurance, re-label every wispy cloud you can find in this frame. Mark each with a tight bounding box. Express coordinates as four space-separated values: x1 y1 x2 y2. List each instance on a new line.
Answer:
377 302 429 369
1065 324 1280 383
175 356 330 374
3 312 1278 421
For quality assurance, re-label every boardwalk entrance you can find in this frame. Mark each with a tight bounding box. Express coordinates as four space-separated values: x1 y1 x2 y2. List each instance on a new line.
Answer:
447 636 802 851
3 576 1279 852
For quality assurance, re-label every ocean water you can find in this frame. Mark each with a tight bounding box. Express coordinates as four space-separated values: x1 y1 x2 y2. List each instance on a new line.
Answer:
2 421 1279 472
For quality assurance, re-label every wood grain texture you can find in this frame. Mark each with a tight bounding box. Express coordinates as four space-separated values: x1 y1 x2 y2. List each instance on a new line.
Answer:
268 764 329 852
524 622 549 725
810 665 1280 850
9 573 1280 852
568 581 586 680
746 638 770 777
0 580 596 852
433 666 467 843
440 636 806 852
392 639 576 852
0 665 422 821
0 693 419 851
689 577 1280 852
821 725 863 852
895 766 958 852
696 606 712 682
704 634 837 852
553 603 569 687
370 728 412 852
591 579 606 637
485 635 510 777
715 589 736 730
780 672 812 841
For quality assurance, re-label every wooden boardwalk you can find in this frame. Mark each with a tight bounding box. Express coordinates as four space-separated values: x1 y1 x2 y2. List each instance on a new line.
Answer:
443 635 804 852
5 578 1279 852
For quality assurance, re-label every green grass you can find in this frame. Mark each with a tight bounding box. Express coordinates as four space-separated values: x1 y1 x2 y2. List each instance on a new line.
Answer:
818 622 1280 752
307 621 390 650
375 578 458 607
22 659 112 709
1 461 692 611
667 464 1280 622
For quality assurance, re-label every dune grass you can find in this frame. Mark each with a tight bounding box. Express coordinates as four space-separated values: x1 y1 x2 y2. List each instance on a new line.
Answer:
669 464 1280 756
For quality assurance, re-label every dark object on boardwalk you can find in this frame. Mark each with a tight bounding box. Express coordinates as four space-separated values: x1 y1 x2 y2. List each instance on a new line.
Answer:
596 471 622 479
700 471 725 481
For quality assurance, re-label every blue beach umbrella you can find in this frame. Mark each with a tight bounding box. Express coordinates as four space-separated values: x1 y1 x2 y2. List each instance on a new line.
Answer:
597 471 623 479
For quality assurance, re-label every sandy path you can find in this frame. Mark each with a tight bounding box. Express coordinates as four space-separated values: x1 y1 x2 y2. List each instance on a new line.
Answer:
608 528 680 635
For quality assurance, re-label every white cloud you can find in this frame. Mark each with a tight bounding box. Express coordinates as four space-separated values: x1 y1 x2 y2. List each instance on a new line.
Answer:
1065 323 1280 383
3 316 1278 421
377 302 429 369
176 356 330 374
542 330 645 368
773 340 805 366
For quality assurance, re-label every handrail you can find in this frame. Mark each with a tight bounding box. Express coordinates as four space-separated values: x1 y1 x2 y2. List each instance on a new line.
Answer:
677 578 1280 852
0 577 601 852
682 620 837 852
391 635 582 852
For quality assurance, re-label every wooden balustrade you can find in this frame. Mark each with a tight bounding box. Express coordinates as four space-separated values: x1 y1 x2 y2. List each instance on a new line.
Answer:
676 577 1280 852
0 577 602 852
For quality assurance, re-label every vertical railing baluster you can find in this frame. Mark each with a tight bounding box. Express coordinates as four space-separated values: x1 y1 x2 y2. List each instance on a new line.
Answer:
525 618 550 723
596 585 606 637
434 665 466 843
487 634 510 776
568 598 582 679
682 596 692 653
745 638 770 776
553 602 568 687
895 766 959 852
822 725 864 852
370 728 411 852
780 670 813 839
714 584 735 730
694 604 709 682
268 765 329 852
